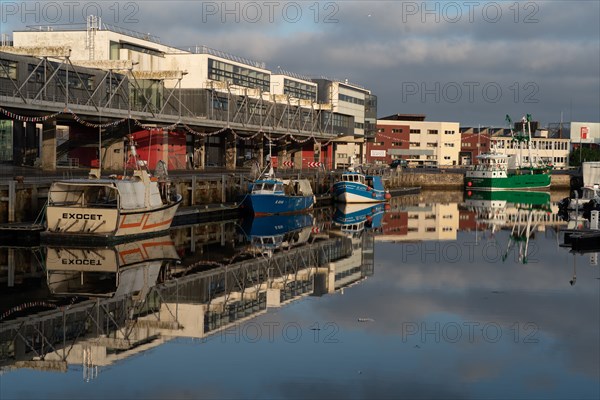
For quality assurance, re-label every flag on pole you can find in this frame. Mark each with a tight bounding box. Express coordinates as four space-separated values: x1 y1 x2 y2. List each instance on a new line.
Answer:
526 114 532 122
505 115 512 125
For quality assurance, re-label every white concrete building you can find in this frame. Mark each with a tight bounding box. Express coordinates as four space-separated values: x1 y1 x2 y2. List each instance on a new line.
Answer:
377 114 460 167
490 136 571 169
314 78 373 168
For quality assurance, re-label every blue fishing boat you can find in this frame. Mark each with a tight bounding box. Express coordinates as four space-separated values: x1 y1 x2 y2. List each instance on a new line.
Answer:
241 165 315 216
333 203 386 235
333 170 390 203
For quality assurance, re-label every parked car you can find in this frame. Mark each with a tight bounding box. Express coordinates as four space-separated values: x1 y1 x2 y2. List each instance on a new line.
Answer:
390 159 408 169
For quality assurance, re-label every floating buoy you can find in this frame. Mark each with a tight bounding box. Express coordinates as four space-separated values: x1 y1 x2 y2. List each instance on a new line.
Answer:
385 193 391 200
467 181 472 187
467 191 472 196
366 186 371 191
385 203 391 211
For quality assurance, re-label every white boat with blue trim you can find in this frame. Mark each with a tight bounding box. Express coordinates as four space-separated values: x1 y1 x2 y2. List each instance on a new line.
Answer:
333 166 391 203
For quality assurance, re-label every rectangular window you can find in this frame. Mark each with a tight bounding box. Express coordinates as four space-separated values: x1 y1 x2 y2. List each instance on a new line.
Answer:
428 129 438 134
409 142 420 147
392 128 402 133
410 129 421 134
0 59 17 80
427 142 436 148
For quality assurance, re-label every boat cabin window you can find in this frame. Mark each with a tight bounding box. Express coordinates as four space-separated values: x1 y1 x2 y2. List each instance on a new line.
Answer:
343 174 365 184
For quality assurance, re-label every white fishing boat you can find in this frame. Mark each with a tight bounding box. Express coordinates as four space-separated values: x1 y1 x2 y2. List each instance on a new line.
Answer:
42 141 182 243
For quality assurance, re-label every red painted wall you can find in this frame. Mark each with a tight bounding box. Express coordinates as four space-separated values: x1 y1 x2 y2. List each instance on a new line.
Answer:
131 128 187 170
368 124 410 164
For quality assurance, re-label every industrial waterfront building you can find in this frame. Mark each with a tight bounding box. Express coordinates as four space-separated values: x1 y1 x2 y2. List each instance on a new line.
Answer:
1 21 372 171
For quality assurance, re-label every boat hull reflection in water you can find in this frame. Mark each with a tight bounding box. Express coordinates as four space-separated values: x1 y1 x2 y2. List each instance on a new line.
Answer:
240 213 314 255
45 235 180 298
334 203 386 235
465 190 551 264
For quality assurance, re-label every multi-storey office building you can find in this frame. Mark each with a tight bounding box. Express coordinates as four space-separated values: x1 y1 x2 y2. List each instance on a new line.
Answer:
7 24 369 170
372 114 460 167
313 78 375 169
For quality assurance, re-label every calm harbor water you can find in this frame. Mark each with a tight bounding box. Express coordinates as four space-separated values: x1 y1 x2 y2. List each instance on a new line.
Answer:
1 191 598 400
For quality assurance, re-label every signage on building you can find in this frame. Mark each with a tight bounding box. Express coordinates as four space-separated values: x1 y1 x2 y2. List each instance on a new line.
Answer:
370 150 386 157
581 126 589 140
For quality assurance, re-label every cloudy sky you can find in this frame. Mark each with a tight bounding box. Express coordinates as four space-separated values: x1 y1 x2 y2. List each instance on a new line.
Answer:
2 1 599 126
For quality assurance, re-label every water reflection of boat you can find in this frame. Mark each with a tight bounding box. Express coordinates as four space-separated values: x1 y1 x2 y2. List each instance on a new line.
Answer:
45 235 180 298
465 190 552 263
333 203 386 235
561 211 600 252
465 190 551 206
240 213 314 255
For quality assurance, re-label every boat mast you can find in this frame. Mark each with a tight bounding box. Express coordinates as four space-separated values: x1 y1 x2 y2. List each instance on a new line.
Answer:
98 109 102 178
526 114 533 168
267 137 274 178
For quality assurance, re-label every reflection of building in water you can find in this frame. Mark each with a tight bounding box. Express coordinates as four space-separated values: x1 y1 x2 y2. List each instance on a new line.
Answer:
375 198 459 242
0 233 373 376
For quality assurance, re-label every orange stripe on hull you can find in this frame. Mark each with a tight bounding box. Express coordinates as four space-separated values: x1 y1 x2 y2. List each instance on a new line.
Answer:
118 214 173 231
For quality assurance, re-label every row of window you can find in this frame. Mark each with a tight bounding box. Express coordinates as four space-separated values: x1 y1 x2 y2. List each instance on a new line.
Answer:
339 93 365 105
491 140 569 150
209 59 270 92
283 78 317 101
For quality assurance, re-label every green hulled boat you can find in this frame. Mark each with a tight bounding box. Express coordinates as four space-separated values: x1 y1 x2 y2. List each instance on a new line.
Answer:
465 114 552 191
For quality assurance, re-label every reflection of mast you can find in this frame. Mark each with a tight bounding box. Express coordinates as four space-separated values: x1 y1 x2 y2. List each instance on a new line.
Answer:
570 254 577 286
502 205 541 264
